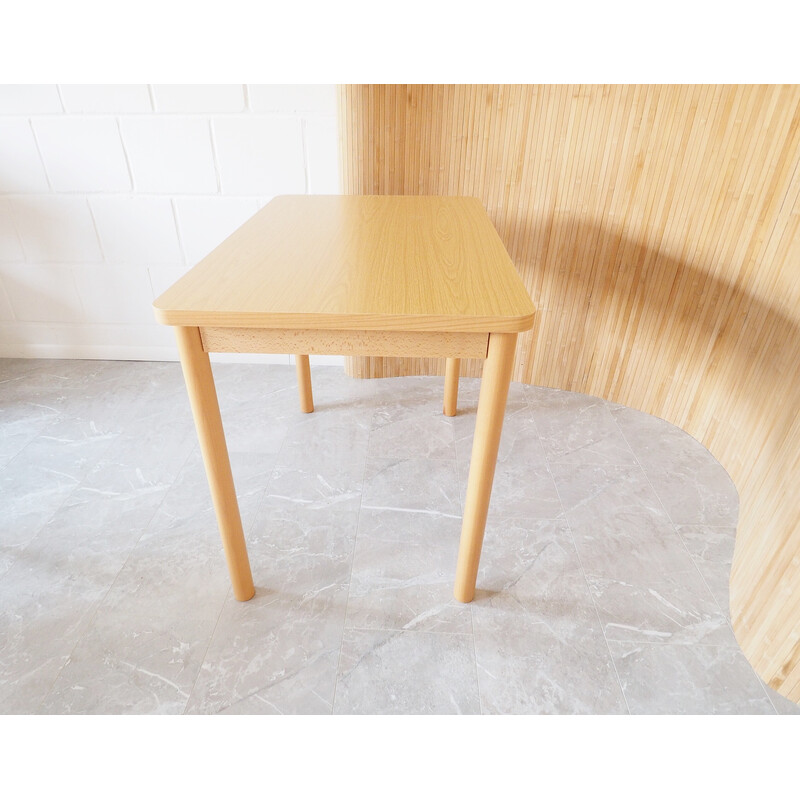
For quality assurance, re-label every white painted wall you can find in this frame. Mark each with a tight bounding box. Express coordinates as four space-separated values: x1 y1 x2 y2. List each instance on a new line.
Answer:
0 84 341 364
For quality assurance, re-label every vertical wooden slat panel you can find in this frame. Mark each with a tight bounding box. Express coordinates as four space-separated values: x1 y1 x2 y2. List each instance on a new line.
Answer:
339 84 800 702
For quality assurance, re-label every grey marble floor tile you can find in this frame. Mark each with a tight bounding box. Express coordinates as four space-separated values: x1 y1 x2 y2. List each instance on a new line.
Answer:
531 389 638 467
184 496 359 714
0 546 18 580
211 363 297 409
369 400 456 460
473 517 590 611
303 365 379 408
469 516 628 714
370 375 443 405
455 403 547 467
40 516 233 714
0 564 110 713
355 505 463 547
52 362 154 434
148 450 274 536
214 649 341 714
72 455 183 528
0 402 61 470
612 406 739 526
587 572 733 646
266 404 371 504
552 462 697 584
345 511 468 634
281 402 373 454
0 445 84 552
246 494 360 594
345 507 464 633
472 606 627 714
762 683 800 714
186 585 348 715
216 385 298 456
333 628 480 714
19 492 154 592
362 456 461 517
456 377 529 417
609 642 775 714
0 359 106 411
676 524 737 619
455 410 563 520
1 359 759 714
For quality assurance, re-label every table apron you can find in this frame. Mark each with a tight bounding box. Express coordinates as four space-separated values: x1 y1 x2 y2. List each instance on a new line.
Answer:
198 327 490 359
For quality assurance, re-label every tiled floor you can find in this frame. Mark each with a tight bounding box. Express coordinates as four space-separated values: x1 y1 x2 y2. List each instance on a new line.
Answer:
1 358 797 714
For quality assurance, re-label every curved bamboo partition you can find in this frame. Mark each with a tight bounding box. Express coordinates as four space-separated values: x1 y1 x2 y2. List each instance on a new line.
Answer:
338 84 800 702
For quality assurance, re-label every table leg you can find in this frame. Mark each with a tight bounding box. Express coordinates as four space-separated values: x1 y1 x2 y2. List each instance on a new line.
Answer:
295 354 314 413
454 332 517 602
443 357 460 416
175 326 255 601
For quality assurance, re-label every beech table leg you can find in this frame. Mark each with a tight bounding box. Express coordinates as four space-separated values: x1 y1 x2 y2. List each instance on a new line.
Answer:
295 354 314 413
443 357 460 417
454 332 517 602
175 326 255 601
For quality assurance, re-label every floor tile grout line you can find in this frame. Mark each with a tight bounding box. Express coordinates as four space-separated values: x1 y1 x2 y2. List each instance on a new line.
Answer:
182 584 233 715
2 365 149 572
342 625 476 637
35 437 200 713
611 411 741 635
15 372 173 712
330 370 375 715
608 408 778 712
535 394 632 715
555 510 632 714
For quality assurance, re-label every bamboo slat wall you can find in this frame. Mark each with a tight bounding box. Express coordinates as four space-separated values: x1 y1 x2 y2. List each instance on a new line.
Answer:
338 84 800 701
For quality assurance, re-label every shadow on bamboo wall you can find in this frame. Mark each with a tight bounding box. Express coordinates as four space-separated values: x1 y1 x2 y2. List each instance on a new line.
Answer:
339 84 800 700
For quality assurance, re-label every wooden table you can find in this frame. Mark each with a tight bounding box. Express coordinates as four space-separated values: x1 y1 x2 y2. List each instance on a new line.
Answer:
153 195 535 603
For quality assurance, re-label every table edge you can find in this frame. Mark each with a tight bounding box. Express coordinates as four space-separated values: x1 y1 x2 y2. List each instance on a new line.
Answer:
152 306 536 333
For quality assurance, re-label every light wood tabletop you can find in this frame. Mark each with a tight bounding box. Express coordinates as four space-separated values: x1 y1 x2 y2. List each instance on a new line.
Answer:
153 195 534 332
154 195 535 605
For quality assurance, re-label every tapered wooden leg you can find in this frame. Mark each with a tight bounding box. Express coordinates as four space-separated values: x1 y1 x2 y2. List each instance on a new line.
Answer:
175 326 255 601
443 357 460 416
454 332 517 602
295 354 314 413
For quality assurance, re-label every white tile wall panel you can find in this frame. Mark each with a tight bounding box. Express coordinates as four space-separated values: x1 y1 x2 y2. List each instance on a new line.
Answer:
305 117 340 193
59 84 152 113
0 279 14 320
0 84 340 360
0 198 25 261
10 196 103 262
152 85 245 113
0 85 62 114
33 117 131 192
0 263 84 322
90 196 182 264
173 196 259 264
148 265 190 299
213 116 305 195
248 84 336 114
121 117 217 194
0 121 51 193
72 264 155 324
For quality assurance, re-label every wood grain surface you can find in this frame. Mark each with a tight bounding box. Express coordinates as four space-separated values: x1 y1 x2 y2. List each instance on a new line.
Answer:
153 195 534 332
339 84 800 702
